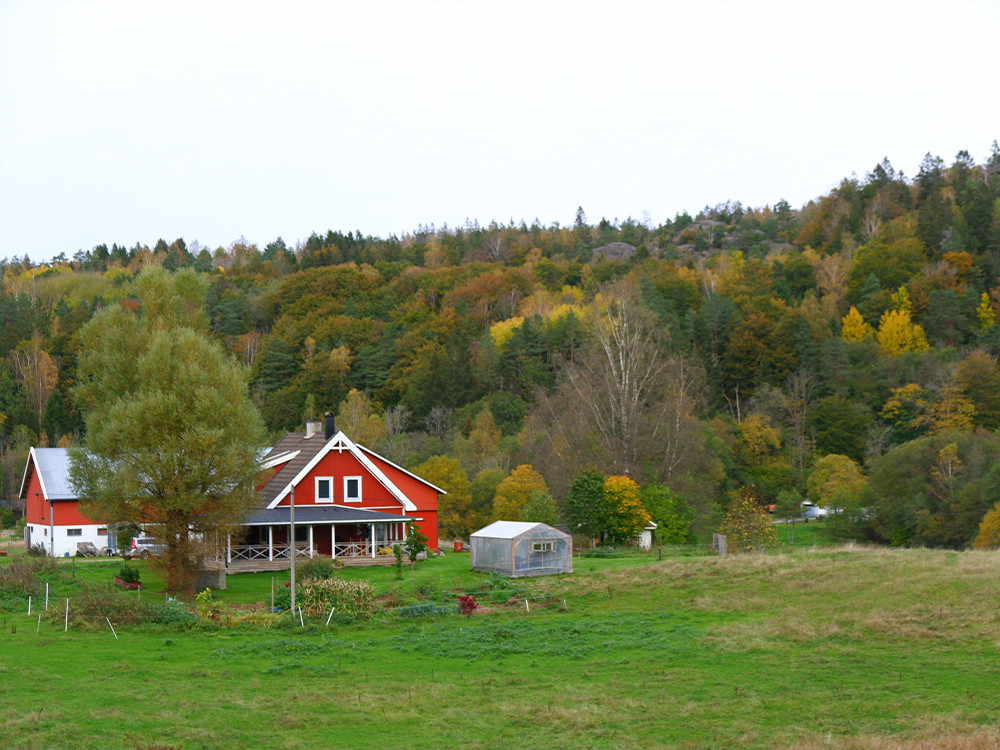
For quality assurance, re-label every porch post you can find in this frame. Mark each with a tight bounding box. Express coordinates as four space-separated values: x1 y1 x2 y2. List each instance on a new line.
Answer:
370 523 376 558
308 525 314 558
268 526 273 561
226 534 231 564
331 525 336 559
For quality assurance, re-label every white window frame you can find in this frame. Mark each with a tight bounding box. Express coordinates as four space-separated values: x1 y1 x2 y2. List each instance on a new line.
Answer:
531 541 553 553
344 475 362 503
315 476 334 504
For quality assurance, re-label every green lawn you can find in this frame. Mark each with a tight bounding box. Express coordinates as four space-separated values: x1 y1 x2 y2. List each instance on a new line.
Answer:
2 545 1000 749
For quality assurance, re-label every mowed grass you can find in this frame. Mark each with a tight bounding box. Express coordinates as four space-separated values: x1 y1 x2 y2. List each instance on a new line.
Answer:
3 546 1000 749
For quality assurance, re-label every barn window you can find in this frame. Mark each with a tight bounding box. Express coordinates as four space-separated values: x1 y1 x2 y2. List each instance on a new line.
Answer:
98 527 108 536
315 477 333 503
67 528 82 537
344 476 362 503
531 541 553 553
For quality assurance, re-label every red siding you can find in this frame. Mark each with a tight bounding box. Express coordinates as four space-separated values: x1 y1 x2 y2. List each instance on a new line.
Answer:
364 453 440 552
273 451 400 510
272 446 440 552
22 459 97 526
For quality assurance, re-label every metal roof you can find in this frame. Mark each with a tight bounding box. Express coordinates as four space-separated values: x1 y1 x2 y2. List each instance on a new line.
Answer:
244 504 415 527
22 448 77 500
470 521 568 540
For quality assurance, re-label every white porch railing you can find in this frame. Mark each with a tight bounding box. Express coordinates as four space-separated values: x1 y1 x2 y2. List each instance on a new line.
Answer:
228 541 399 562
229 543 311 562
332 542 399 558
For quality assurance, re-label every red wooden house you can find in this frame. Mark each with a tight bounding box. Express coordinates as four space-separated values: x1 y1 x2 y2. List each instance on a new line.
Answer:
20 416 442 566
228 416 441 567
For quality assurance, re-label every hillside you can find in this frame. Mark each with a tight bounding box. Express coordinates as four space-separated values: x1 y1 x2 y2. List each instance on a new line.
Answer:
3 144 1000 549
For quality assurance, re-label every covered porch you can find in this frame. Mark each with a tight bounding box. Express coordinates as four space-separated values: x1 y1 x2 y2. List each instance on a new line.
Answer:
224 505 415 571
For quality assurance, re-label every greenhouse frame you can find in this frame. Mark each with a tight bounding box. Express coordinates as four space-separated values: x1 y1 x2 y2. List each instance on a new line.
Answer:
469 521 573 577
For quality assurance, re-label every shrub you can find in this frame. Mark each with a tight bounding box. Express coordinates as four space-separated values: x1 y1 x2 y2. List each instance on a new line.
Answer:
299 555 341 580
457 594 478 616
273 585 292 611
117 564 140 584
398 602 452 617
28 542 48 557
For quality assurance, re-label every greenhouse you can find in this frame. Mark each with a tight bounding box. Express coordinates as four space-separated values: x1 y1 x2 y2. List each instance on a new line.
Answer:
469 521 573 577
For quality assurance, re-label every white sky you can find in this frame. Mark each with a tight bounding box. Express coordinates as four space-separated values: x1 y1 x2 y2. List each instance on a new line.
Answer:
1 0 997 262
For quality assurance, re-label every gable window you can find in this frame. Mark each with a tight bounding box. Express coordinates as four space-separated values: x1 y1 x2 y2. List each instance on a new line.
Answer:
315 477 333 503
531 541 553 553
344 476 362 503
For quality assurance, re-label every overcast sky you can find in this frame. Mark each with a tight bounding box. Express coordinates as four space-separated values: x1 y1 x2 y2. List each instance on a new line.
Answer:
1 0 997 263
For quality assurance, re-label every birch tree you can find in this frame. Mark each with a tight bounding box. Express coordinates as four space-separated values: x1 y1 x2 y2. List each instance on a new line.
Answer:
8 331 59 437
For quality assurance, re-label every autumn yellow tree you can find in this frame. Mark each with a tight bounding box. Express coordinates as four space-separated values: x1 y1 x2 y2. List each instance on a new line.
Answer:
881 384 931 441
492 464 549 521
976 292 995 330
841 306 873 342
973 501 1000 549
717 487 780 553
413 456 474 539
876 308 929 356
601 475 651 545
919 384 976 435
807 454 865 509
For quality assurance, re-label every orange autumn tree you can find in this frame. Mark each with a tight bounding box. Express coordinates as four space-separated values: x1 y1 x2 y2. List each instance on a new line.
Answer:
973 501 1000 549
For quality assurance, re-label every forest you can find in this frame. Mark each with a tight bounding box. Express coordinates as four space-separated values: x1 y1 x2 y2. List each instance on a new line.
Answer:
3 144 1000 550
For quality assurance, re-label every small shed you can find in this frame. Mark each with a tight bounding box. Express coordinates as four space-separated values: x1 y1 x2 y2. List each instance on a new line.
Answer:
639 520 657 551
469 521 572 577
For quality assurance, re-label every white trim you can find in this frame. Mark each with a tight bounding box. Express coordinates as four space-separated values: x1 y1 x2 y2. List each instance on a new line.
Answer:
262 449 300 471
344 475 362 503
357 445 448 494
315 476 334 503
266 432 417 512
18 447 38 499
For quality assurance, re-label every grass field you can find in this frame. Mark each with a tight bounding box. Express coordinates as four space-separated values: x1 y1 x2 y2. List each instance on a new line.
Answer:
3 537 1000 750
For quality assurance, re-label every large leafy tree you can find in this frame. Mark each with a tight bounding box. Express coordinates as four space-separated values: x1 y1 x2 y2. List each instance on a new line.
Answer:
413 455 474 539
492 464 549 521
70 267 266 595
863 431 1000 548
638 482 693 544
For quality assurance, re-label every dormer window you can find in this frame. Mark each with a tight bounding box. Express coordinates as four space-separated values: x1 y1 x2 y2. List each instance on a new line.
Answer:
316 476 333 503
344 476 362 503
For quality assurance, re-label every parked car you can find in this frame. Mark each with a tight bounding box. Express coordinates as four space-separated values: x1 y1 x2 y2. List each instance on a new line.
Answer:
801 501 828 520
128 536 166 559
